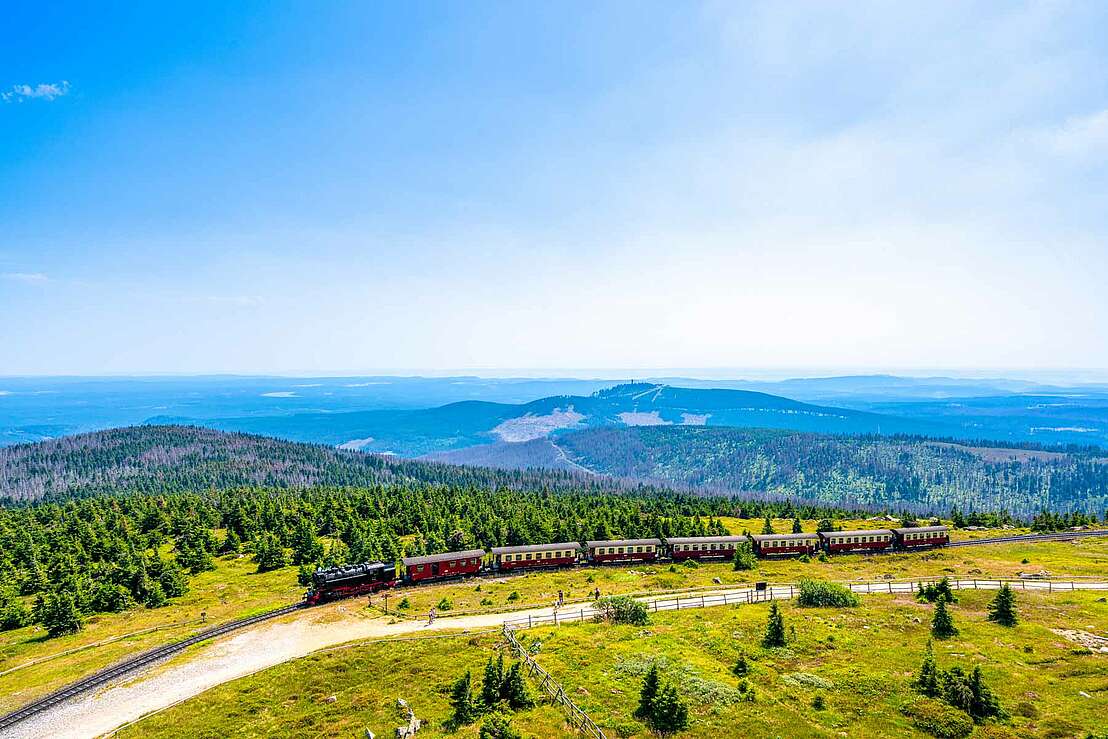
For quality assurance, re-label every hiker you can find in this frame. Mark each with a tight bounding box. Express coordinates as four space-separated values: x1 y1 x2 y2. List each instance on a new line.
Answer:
558 589 564 606
428 607 436 625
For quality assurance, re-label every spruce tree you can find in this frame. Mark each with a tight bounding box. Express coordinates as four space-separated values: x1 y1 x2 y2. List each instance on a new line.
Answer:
792 518 803 534
732 654 749 678
481 656 502 708
762 602 787 648
986 584 1018 627
503 662 534 709
931 599 958 639
913 640 940 697
450 670 479 725
42 590 82 638
0 587 31 631
635 664 660 721
762 515 775 535
479 712 521 739
732 541 756 571
651 683 689 735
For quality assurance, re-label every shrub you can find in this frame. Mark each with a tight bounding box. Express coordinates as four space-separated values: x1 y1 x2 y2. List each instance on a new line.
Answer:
796 579 860 608
507 591 520 602
437 597 453 611
397 597 410 609
480 597 493 606
682 559 699 568
818 552 829 563
901 697 975 738
479 712 521 739
812 694 826 710
594 595 649 626
731 654 749 677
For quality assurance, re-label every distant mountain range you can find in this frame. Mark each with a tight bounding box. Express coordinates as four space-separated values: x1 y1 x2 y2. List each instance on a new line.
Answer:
4 375 1108 451
184 383 953 456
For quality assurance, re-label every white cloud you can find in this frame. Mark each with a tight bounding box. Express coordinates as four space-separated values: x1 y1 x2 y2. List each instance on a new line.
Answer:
2 81 70 103
2 272 50 284
1037 108 1108 156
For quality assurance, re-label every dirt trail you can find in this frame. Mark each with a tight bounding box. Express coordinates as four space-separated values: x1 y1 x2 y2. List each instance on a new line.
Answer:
4 604 558 739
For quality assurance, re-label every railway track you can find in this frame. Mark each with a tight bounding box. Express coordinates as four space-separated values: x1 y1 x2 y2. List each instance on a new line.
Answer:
948 529 1108 547
0 603 302 734
3 527 1108 734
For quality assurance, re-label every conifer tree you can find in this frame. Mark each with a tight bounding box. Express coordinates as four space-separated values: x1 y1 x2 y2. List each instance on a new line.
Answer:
986 584 1017 627
732 654 749 678
913 640 940 697
635 664 660 721
762 515 775 535
732 541 756 571
481 656 502 708
42 589 82 637
651 683 689 735
792 518 803 534
931 599 958 639
450 670 479 725
763 602 787 648
502 662 534 709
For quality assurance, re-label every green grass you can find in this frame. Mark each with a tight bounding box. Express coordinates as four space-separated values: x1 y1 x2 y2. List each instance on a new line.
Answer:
0 552 303 713
125 588 1108 738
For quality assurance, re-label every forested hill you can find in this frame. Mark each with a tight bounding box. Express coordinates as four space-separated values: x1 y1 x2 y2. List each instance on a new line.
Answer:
436 426 1108 516
0 425 611 502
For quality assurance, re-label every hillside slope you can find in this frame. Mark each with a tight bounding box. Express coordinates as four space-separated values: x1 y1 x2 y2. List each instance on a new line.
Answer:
434 426 1108 515
0 425 604 502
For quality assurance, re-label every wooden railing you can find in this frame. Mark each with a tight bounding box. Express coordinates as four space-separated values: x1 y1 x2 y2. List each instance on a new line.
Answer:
502 624 606 739
502 578 1108 630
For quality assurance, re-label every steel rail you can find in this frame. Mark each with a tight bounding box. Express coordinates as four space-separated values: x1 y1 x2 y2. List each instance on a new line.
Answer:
0 603 302 733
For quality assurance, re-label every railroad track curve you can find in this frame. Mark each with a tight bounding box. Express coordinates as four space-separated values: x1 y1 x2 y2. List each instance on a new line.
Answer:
0 603 302 733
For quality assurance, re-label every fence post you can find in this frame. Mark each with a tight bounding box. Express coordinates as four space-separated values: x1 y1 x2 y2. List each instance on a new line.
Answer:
528 614 532 628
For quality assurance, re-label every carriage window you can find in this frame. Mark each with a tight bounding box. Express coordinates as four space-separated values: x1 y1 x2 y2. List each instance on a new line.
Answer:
635 546 642 553
617 547 624 553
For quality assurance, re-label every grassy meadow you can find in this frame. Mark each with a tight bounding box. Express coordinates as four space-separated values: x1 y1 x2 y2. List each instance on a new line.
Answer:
122 587 1108 738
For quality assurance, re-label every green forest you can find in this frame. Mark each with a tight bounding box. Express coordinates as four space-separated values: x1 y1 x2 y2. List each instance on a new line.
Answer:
557 426 1108 516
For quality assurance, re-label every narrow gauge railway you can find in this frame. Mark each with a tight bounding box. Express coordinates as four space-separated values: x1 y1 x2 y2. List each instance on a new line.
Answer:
306 525 955 604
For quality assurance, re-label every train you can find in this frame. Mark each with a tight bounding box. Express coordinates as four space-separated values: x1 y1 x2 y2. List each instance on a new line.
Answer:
304 525 950 605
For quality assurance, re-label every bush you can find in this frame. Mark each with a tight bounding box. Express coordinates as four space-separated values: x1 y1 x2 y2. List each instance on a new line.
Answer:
731 654 749 677
480 597 493 606
594 595 649 626
507 591 520 602
397 597 410 609
479 712 521 739
812 694 826 710
682 559 699 568
437 597 453 611
796 579 860 608
900 697 975 738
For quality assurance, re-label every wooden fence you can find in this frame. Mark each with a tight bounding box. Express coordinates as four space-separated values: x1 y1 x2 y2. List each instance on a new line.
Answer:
502 577 1107 631
502 624 606 739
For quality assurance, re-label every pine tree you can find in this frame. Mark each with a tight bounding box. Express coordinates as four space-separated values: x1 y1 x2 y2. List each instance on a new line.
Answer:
450 670 479 725
763 602 787 648
913 640 940 697
762 515 775 535
42 589 82 637
986 584 1017 627
792 518 803 534
732 541 756 571
0 587 31 631
931 599 958 639
635 664 660 721
651 683 689 735
481 656 502 708
144 581 168 608
732 654 749 677
503 662 534 709
967 665 1004 721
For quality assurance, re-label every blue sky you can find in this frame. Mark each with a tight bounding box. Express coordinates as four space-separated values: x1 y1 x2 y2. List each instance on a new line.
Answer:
2 2 1108 375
